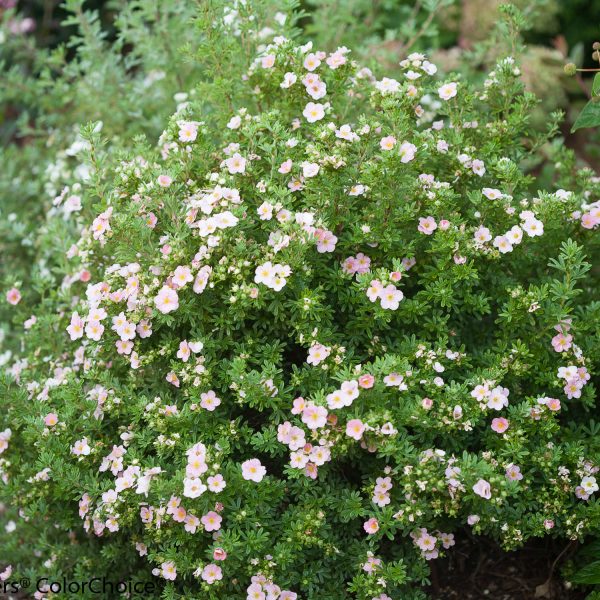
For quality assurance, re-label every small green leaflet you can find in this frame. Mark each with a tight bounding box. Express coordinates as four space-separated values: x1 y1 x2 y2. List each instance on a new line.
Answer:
571 99 600 132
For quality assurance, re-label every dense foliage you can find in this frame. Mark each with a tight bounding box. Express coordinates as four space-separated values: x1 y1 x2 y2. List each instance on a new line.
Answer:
1 1 600 599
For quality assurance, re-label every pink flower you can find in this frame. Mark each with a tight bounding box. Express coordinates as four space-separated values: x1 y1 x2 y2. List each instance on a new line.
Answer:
551 333 572 352
172 506 187 523
581 212 599 229
416 533 437 552
363 517 379 534
367 280 383 302
44 413 58 427
154 286 179 314
379 285 403 310
161 561 177 581
173 266 193 288
505 464 523 481
177 340 191 362
304 52 321 71
491 417 509 433
472 479 492 499
302 404 328 430
261 54 275 69
184 513 200 534
157 175 172 187
302 162 320 178
67 312 85 340
307 343 330 366
207 474 226 493
201 511 222 532
6 288 21 305
71 438 91 456
564 378 583 399
358 374 375 389
303 102 325 123
178 122 198 143
278 159 292 174
200 390 221 411
291 397 306 415
315 229 337 252
213 547 227 561
201 564 223 584
474 226 492 244
398 141 417 162
438 82 458 100
183 477 207 498
493 235 513 253
346 419 365 440
418 216 437 235
380 136 396 150
225 153 246 174
241 458 266 482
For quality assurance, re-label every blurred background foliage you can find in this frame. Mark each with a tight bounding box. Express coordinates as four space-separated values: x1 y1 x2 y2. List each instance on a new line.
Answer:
3 0 600 146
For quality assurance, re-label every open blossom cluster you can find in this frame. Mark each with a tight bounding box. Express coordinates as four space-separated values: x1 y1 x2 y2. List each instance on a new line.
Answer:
1 32 600 600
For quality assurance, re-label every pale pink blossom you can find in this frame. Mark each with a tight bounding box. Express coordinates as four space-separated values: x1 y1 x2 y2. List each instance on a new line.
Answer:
363 517 379 534
6 288 21 305
241 458 266 482
154 286 179 314
472 478 492 499
491 417 509 433
418 216 437 235
303 102 325 123
201 564 223 584
161 561 177 581
358 374 375 389
201 511 222 532
346 419 365 440
380 136 396 150
438 82 458 100
225 153 246 174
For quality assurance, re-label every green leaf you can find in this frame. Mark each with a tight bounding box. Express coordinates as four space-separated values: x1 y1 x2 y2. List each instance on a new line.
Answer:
571 100 600 132
593 73 600 96
571 561 600 585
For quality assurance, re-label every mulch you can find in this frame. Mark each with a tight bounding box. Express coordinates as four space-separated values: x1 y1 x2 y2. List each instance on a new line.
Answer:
428 533 589 600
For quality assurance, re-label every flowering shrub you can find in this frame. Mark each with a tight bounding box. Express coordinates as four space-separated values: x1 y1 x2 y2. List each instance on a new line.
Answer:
2 9 600 600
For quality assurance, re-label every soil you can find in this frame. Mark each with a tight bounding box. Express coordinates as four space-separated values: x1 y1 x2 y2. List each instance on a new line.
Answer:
428 534 590 600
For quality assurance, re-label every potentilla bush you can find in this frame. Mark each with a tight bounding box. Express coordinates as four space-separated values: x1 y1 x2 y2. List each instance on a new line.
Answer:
2 32 600 600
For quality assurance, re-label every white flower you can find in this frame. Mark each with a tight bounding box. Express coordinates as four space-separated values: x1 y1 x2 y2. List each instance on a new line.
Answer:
302 162 320 178
438 82 458 100
280 72 297 88
581 476 598 494
399 142 417 163
183 477 207 498
227 115 242 129
375 77 400 94
303 102 325 123
521 218 544 237
482 188 502 200
225 153 246 174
